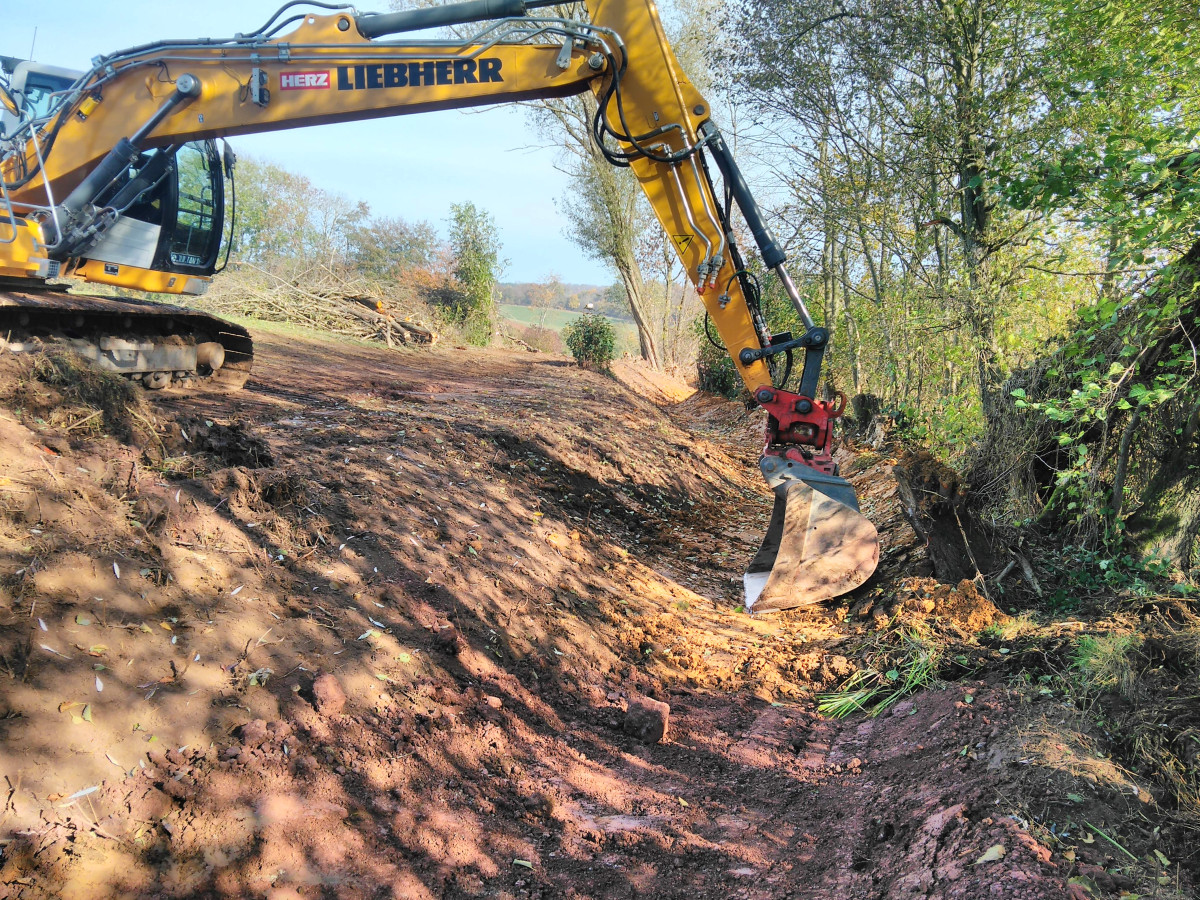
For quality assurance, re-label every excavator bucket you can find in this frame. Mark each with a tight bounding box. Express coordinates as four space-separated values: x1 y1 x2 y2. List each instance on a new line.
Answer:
743 461 879 613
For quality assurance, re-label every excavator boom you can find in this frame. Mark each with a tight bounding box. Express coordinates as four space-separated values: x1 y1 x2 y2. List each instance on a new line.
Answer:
0 0 878 609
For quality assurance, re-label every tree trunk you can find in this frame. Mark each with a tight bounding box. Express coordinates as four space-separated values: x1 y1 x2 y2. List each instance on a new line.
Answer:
614 255 661 369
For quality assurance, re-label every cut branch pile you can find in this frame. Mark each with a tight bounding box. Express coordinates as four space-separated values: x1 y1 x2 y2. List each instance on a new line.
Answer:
201 262 436 347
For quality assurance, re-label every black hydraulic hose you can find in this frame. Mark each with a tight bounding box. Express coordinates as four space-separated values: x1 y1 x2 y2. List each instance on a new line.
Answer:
697 120 785 271
356 0 528 38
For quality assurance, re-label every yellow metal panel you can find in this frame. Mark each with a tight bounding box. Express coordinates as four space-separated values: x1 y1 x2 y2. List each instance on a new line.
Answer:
0 217 48 278
72 260 210 295
7 31 597 205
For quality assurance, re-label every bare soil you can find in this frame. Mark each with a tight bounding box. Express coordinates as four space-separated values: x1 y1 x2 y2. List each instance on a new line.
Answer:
0 328 1192 899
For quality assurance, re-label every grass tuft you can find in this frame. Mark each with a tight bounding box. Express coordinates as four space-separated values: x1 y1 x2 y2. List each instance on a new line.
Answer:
818 627 942 718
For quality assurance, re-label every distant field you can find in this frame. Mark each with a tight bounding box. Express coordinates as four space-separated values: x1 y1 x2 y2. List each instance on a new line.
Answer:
500 304 639 353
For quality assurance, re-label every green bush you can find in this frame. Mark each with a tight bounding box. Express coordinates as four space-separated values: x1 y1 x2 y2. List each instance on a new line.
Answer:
696 339 741 399
563 313 615 371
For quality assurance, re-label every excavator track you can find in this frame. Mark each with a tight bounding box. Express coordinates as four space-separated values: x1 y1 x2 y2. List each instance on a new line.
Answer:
0 283 253 391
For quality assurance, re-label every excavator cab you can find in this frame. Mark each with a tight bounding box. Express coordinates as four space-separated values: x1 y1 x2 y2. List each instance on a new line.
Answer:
76 141 227 286
2 59 227 288
0 58 81 135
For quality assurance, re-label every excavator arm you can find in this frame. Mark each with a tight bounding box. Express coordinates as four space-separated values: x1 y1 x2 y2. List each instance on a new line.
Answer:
0 0 878 609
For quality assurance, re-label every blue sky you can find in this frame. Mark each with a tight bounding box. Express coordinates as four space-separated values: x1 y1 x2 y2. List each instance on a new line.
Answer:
4 1 612 285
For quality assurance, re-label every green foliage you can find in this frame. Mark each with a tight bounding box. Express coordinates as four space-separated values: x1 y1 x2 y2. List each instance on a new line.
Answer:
1071 632 1143 697
695 320 742 398
1040 546 1176 611
346 216 438 281
1009 278 1199 543
228 154 439 285
446 202 505 346
696 342 741 399
984 0 1200 542
229 156 368 267
817 629 941 718
563 313 616 371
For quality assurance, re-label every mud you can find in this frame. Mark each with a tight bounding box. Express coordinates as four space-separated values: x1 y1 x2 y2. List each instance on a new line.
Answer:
0 329 1190 898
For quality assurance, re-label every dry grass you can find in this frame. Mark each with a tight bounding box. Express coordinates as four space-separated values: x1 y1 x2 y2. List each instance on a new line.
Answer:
1068 608 1200 831
1071 631 1144 697
16 349 158 447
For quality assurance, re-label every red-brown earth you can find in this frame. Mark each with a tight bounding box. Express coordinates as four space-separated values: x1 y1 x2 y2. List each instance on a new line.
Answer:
0 326 1191 899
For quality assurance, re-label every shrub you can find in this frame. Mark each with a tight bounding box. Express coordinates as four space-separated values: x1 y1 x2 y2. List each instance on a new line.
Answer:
696 339 741 398
521 324 565 354
563 313 615 371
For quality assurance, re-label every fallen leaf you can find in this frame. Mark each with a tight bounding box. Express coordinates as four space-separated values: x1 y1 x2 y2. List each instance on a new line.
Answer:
88 645 108 656
974 844 1006 865
1153 848 1171 867
1068 875 1099 895
1067 792 1084 803
113 562 121 579
160 622 173 631
81 704 92 722
63 785 101 803
38 618 47 632
1062 849 1076 862
512 859 533 869
678 797 689 807
95 675 104 692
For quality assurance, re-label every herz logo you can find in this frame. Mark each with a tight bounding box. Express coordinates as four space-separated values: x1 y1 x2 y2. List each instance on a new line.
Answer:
280 71 331 90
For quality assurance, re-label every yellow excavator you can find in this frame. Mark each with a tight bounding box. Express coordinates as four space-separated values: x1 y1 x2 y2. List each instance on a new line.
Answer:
0 0 878 610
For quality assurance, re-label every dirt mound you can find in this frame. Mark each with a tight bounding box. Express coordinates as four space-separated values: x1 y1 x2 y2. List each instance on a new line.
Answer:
167 417 275 469
899 576 1009 633
0 348 157 447
0 327 1192 898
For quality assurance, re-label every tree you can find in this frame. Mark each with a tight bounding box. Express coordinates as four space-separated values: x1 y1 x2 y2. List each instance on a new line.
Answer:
975 0 1200 550
527 273 567 328
229 156 367 272
723 0 1075 426
446 201 505 345
525 0 720 371
346 215 438 281
533 91 663 368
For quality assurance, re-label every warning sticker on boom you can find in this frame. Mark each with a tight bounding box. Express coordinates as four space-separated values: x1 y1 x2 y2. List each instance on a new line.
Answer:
672 234 693 251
